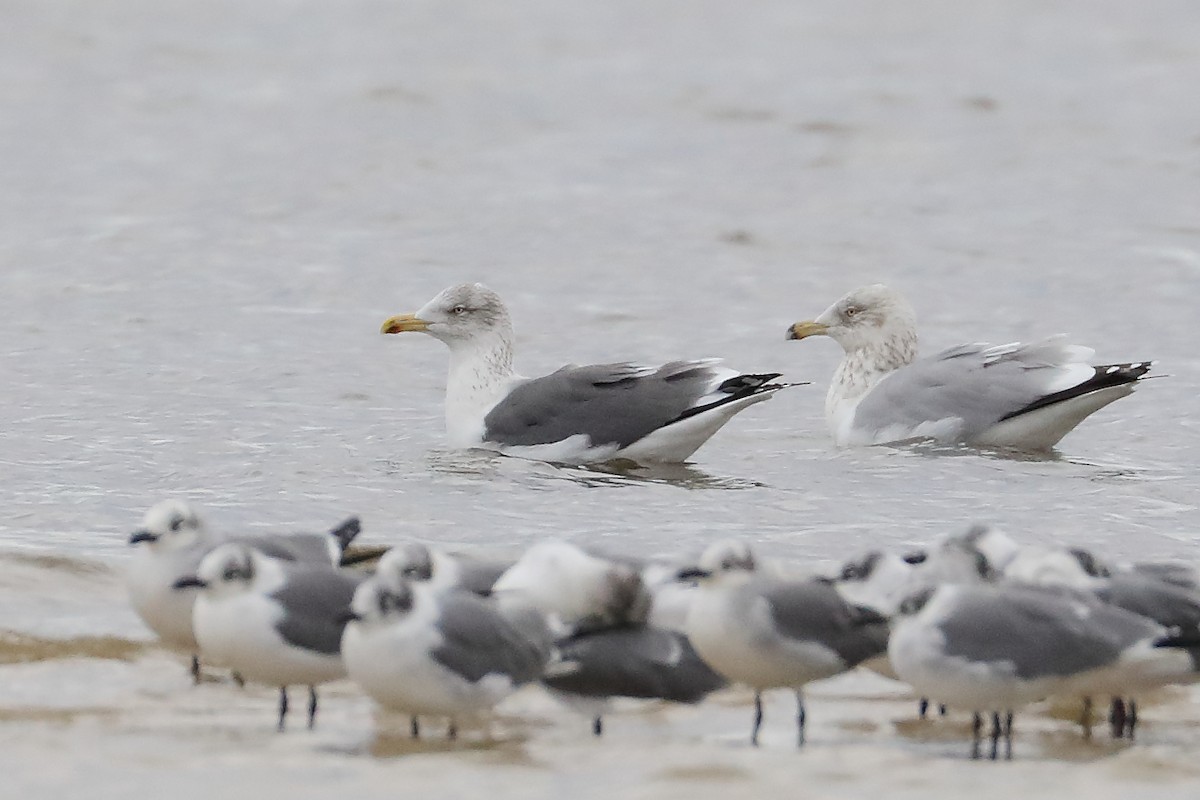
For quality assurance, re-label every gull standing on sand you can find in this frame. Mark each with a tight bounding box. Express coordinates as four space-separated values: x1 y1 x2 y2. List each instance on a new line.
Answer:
888 582 1196 760
126 499 360 681
380 283 796 464
680 540 890 746
174 543 365 731
341 570 551 738
786 284 1152 450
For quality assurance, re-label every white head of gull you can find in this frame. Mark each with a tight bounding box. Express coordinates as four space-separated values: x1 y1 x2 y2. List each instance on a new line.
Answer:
787 283 1152 450
382 282 794 464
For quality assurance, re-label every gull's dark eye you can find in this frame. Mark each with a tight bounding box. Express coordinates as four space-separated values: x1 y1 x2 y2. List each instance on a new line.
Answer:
223 566 240 581
169 515 185 532
450 305 467 315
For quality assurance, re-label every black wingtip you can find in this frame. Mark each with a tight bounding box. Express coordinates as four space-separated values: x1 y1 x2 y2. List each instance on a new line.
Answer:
328 516 361 551
716 373 784 393
998 361 1154 422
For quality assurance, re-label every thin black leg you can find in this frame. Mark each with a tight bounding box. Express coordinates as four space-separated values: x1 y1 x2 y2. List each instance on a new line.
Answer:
1128 700 1138 739
447 719 457 741
1081 696 1093 739
307 686 318 730
795 690 807 748
1003 711 1014 760
1110 698 1126 739
988 710 998 762
971 712 983 760
190 654 201 685
937 704 947 717
410 716 420 739
751 691 764 747
592 716 603 737
277 687 289 733
918 697 929 719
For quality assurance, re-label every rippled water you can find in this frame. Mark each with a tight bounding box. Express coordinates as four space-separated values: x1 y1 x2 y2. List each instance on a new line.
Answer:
3 1 1200 797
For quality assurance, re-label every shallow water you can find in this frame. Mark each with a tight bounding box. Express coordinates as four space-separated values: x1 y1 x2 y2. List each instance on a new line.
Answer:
3 0 1200 797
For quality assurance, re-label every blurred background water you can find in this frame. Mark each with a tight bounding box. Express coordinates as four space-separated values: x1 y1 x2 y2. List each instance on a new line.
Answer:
2 1 1199 797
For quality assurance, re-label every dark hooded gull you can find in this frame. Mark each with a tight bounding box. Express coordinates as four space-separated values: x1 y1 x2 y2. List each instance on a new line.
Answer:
786 284 1152 450
381 283 796 464
679 540 890 747
173 542 365 731
126 499 360 683
341 572 552 738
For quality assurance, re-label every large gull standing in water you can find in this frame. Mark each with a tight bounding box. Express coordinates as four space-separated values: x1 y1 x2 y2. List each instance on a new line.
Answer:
381 283 794 464
786 284 1152 450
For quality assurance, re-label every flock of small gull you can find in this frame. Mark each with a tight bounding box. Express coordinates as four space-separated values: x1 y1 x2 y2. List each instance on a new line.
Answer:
126 502 1200 760
121 281 1177 761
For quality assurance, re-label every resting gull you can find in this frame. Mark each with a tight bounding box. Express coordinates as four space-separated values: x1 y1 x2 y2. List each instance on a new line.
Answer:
381 283 795 464
679 540 890 746
541 625 728 736
888 583 1195 759
126 499 360 683
341 572 552 738
786 284 1152 450
173 543 365 731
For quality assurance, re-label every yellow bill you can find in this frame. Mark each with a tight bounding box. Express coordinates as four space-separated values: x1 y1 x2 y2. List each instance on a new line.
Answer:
380 314 429 334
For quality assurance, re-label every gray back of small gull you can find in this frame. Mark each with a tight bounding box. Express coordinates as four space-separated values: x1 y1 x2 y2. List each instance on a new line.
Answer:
1093 573 1200 633
270 566 366 656
542 625 727 735
432 592 551 685
932 585 1158 681
756 580 891 667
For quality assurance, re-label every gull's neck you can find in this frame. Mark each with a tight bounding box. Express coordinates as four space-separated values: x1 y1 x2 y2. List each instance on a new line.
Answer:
827 326 918 419
443 330 516 445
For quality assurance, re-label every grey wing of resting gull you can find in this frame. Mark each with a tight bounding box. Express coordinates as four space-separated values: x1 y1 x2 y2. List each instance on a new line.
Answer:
431 593 551 684
855 342 1152 444
760 580 891 668
933 585 1158 680
269 566 367 655
483 362 785 450
243 516 361 566
542 626 727 703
